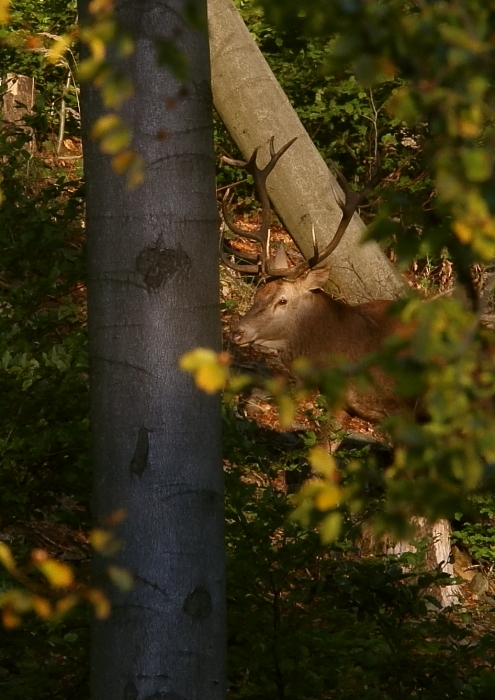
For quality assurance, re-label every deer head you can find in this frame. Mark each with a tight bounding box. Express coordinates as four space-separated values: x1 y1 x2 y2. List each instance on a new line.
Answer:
231 268 331 352
221 138 385 363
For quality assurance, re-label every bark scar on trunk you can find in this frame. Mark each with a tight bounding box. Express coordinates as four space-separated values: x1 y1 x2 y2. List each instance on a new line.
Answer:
123 680 138 700
131 426 150 477
137 239 191 290
182 586 212 619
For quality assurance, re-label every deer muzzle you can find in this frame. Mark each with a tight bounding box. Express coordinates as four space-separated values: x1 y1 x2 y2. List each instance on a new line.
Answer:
230 317 257 346
231 328 248 346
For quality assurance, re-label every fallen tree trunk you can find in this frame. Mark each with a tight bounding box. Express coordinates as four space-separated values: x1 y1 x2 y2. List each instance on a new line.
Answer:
208 0 457 599
208 0 405 303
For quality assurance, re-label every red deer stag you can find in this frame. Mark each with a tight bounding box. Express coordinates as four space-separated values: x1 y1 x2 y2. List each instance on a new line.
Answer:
221 137 410 423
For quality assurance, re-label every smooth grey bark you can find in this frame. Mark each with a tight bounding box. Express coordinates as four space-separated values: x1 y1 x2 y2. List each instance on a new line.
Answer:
78 2 225 699
208 0 405 302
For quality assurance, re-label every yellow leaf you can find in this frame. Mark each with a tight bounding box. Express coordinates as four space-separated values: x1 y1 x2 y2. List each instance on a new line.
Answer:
100 126 131 154
226 373 252 394
2 607 21 629
47 34 72 64
196 362 228 394
319 511 343 544
112 149 135 173
116 32 134 58
88 35 106 62
90 528 123 556
89 0 114 13
349 497 364 515
101 75 133 109
55 595 78 617
90 113 121 139
87 588 111 619
90 528 113 552
0 542 16 573
277 394 295 429
291 357 312 375
180 348 229 393
107 565 133 591
32 596 53 620
314 484 341 511
77 56 102 82
458 119 481 138
308 447 337 477
0 588 31 611
124 153 145 189
37 559 74 588
0 589 32 628
0 0 10 24
180 347 218 372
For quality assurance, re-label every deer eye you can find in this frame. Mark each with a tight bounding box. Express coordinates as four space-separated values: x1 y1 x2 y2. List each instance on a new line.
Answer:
277 297 288 306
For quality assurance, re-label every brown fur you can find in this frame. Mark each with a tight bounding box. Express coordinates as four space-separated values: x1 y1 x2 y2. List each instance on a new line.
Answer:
231 269 408 422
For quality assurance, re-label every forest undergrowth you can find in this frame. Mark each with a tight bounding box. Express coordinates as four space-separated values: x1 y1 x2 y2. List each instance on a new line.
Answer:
1 117 495 698
2 0 495 694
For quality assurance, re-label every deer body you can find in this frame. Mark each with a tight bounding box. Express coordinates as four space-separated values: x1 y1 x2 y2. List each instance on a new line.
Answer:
222 137 408 422
232 269 406 422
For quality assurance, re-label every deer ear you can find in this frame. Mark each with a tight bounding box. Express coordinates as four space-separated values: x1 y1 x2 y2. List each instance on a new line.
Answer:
302 267 330 291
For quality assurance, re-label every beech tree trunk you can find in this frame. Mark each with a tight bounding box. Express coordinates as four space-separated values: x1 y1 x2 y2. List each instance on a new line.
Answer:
79 1 225 699
208 0 404 303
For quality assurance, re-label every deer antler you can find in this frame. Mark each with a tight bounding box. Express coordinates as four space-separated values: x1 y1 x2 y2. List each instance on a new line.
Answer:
221 137 383 280
220 136 297 276
282 158 384 279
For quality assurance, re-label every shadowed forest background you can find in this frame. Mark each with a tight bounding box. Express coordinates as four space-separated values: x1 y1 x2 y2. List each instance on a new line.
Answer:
2 0 495 698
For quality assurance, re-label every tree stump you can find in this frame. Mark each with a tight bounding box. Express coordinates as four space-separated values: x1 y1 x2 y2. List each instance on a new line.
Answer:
1 73 35 148
361 517 461 607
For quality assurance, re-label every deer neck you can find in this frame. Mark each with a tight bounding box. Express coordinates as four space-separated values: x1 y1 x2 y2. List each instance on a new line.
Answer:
280 293 381 365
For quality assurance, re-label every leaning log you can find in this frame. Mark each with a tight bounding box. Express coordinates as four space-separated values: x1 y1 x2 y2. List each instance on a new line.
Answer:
208 0 404 303
209 1 457 602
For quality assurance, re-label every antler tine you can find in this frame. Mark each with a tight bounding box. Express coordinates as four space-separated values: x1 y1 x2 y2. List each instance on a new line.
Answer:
333 155 383 212
245 137 298 276
220 187 266 273
221 188 272 244
220 144 290 274
307 171 371 268
250 136 298 181
221 154 248 168
332 165 363 215
284 162 384 280
310 223 319 263
221 137 384 281
220 137 298 277
219 219 260 274
276 224 320 281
